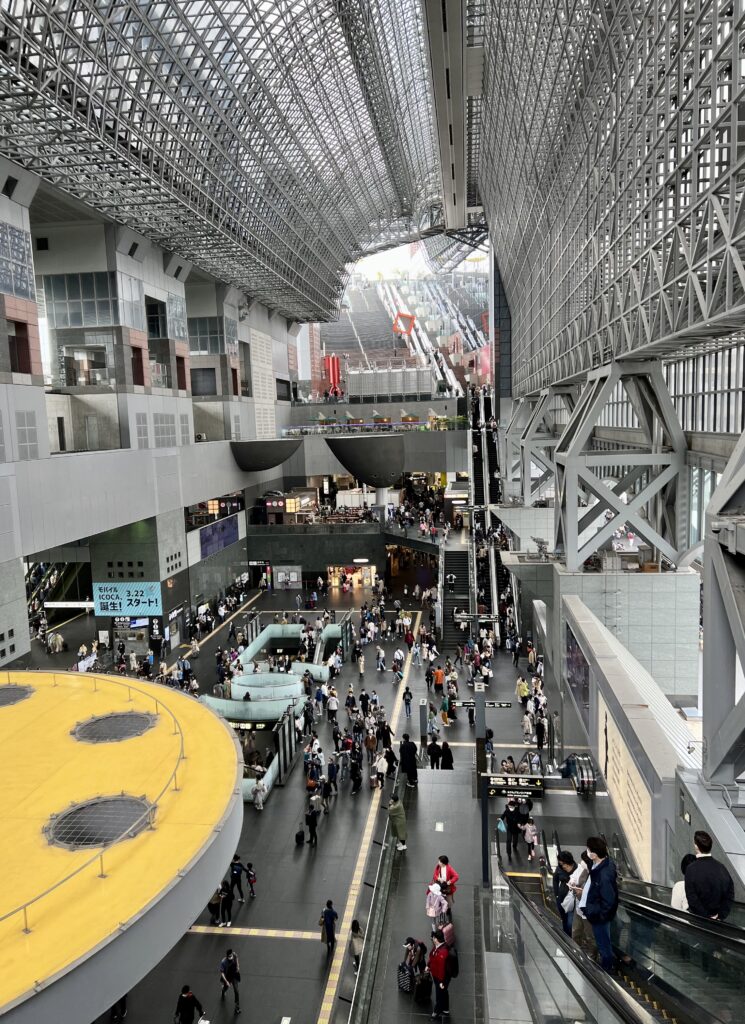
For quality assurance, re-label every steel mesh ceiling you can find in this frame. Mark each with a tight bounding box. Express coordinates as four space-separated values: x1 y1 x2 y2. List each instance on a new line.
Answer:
45 795 152 850
0 683 34 706
72 711 157 743
0 0 443 321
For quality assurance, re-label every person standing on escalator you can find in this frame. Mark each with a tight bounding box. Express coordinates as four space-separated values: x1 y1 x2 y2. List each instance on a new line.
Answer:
580 836 619 972
684 830 735 921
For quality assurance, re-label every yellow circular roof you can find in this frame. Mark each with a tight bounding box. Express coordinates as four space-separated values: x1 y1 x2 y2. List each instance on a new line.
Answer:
0 672 241 1013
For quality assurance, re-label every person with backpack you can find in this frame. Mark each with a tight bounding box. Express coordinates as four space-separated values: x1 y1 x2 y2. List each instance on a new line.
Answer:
229 853 248 902
219 948 241 1015
245 862 257 898
428 928 457 1018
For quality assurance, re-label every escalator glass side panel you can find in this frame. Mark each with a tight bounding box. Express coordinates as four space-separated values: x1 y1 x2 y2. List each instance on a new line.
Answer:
619 878 745 932
612 902 745 1024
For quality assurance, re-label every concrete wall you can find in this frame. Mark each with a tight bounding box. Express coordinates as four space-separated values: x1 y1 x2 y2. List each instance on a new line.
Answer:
506 555 701 698
245 524 387 576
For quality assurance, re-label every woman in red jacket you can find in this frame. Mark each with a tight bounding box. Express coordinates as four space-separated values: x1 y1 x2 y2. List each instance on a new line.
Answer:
432 855 459 907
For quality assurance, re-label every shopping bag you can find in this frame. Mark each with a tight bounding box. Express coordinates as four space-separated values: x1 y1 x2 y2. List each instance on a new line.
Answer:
497 818 507 833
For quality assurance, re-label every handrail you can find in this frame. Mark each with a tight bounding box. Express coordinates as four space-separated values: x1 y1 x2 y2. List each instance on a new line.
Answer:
0 671 186 935
617 889 745 947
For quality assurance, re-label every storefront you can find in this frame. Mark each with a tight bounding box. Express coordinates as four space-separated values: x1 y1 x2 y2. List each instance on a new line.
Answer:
327 563 377 590
111 616 159 657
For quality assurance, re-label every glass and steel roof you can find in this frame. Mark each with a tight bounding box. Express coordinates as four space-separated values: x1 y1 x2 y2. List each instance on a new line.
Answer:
0 0 442 320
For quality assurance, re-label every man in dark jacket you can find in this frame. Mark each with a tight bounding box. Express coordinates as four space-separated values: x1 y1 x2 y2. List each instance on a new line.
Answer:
684 830 735 921
175 984 204 1024
500 799 522 861
399 733 418 787
427 737 442 769
553 851 576 935
582 836 618 971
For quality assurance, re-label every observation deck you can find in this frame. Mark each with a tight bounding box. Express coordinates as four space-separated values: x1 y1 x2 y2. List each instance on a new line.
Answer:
0 672 242 1024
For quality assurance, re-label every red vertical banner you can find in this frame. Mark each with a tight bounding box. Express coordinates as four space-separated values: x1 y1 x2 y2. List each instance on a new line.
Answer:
324 354 340 387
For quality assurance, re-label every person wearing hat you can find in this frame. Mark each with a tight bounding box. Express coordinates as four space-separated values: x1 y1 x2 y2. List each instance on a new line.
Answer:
388 793 408 851
402 936 428 975
425 882 449 926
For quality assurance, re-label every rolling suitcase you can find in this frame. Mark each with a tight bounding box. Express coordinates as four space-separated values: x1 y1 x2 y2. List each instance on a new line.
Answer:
442 921 456 948
295 829 305 846
397 964 413 993
413 971 433 1006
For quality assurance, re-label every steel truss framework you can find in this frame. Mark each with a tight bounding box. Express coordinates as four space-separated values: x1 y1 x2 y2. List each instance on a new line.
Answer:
503 397 538 497
554 363 689 572
480 0 745 396
0 0 442 321
703 428 745 783
519 387 577 506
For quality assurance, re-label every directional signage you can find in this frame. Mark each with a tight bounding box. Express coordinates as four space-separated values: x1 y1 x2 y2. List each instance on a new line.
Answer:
483 773 544 799
452 700 512 709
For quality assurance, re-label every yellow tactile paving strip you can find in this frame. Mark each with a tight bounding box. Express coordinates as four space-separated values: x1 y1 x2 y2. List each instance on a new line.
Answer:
0 672 240 1013
317 611 422 1024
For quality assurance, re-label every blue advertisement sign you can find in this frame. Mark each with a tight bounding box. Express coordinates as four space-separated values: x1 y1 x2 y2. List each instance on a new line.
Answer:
94 581 163 617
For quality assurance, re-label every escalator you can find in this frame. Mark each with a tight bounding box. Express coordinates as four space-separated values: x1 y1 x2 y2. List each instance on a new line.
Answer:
506 830 745 1024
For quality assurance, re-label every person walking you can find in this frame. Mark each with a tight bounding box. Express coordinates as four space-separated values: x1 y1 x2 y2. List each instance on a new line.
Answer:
229 853 248 902
174 985 204 1024
684 829 735 920
219 879 233 927
427 737 442 769
349 919 365 973
358 652 365 679
399 733 419 788
321 899 339 956
500 799 522 862
581 836 619 971
522 816 539 861
553 851 576 936
388 792 408 851
403 685 413 719
219 948 241 1015
427 929 453 1019
440 741 454 770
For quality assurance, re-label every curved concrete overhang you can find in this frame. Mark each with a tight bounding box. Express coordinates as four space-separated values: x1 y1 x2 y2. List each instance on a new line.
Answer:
2 674 243 1024
325 434 405 486
230 438 302 471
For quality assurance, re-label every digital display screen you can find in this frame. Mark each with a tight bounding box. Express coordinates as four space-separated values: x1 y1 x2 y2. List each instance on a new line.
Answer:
565 623 590 732
200 514 239 559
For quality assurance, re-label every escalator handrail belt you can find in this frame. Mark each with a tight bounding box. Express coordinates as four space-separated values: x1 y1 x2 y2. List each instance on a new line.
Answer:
618 891 745 948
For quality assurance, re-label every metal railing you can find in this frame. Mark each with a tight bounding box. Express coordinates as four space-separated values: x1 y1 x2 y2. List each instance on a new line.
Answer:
0 671 186 936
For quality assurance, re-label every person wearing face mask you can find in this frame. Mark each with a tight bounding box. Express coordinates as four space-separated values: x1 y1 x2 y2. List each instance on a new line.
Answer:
500 799 522 861
579 836 618 971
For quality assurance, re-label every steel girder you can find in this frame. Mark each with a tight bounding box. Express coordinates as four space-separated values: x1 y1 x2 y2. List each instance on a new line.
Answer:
702 429 745 783
503 397 537 497
519 386 577 507
479 0 745 396
0 0 442 322
554 362 688 572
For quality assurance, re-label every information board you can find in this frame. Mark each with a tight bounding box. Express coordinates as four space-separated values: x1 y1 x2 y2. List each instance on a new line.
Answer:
94 582 163 617
483 773 544 799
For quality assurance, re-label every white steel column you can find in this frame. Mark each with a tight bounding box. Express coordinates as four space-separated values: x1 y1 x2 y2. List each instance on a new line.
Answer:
554 362 688 572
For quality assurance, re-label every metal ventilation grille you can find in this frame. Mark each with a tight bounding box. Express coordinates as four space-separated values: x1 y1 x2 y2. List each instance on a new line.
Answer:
0 684 34 706
72 711 157 743
45 796 152 850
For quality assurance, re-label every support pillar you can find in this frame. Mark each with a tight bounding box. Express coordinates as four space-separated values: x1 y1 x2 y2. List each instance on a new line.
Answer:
702 429 745 784
554 361 688 572
519 386 577 506
502 398 537 500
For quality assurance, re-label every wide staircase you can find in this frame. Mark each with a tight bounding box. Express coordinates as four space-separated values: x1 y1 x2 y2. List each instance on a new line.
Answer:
441 549 469 652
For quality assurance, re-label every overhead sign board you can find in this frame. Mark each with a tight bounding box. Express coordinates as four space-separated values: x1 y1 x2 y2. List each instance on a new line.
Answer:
452 700 512 709
93 582 162 617
483 773 544 799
